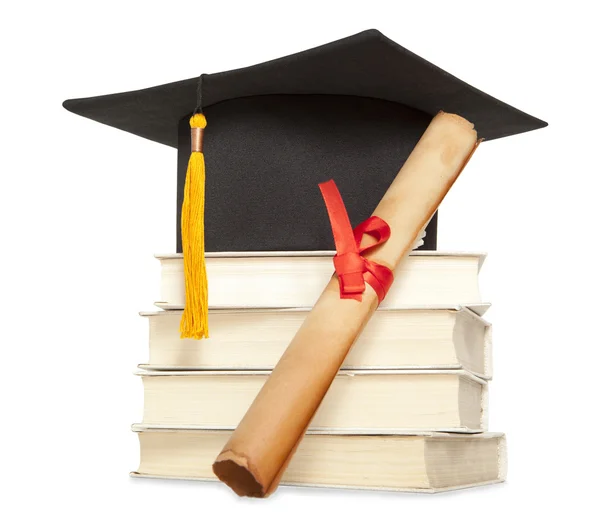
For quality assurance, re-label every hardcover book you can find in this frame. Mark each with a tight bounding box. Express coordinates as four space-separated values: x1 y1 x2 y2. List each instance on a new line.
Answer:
156 251 488 313
139 370 488 433
132 427 506 493
140 306 492 378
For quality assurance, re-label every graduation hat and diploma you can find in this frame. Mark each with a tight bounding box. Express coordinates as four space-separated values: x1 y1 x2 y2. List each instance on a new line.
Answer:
63 29 546 495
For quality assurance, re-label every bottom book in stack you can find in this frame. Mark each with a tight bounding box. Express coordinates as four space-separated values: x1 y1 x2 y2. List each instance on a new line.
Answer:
132 427 506 492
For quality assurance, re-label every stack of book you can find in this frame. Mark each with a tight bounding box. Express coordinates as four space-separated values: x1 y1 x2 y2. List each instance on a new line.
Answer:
132 251 505 493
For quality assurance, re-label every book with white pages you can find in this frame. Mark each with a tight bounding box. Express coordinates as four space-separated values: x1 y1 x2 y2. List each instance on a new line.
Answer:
140 306 492 379
155 251 489 314
131 426 506 493
138 369 488 433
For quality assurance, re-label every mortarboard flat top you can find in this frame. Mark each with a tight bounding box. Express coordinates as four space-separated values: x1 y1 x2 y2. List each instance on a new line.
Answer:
63 29 546 253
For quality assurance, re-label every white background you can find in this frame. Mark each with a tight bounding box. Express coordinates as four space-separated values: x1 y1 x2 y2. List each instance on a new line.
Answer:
1 0 598 519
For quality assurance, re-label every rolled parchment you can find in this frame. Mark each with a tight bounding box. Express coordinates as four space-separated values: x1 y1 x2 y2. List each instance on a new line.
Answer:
213 112 479 497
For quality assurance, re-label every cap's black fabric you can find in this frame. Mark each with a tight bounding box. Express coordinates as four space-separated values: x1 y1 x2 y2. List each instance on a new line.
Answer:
63 29 546 253
63 29 546 145
177 94 436 252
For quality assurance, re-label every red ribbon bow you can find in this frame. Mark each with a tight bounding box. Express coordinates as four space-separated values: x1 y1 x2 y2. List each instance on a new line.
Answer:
318 179 394 304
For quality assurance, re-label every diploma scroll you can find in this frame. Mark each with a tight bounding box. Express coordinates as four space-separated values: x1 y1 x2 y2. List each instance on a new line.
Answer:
213 112 479 497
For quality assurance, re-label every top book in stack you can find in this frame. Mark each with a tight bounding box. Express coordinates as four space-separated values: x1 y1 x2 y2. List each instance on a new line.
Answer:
155 250 489 313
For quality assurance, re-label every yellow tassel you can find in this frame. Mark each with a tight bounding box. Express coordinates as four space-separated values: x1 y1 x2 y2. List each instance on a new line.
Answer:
180 113 209 339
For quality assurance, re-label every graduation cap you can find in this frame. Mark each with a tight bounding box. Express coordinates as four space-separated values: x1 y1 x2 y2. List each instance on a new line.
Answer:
63 29 546 339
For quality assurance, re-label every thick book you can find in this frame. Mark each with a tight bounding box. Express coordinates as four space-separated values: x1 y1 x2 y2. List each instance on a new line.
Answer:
139 370 488 433
132 426 506 493
140 306 492 378
155 251 488 313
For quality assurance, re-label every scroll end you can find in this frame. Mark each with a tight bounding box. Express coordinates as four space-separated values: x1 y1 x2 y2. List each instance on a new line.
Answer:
213 450 266 498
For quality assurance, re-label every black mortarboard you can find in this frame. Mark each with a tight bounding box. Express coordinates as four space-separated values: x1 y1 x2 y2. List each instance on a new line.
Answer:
63 29 546 338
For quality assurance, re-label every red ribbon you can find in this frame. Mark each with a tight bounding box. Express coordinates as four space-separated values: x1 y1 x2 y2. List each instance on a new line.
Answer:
318 179 394 304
